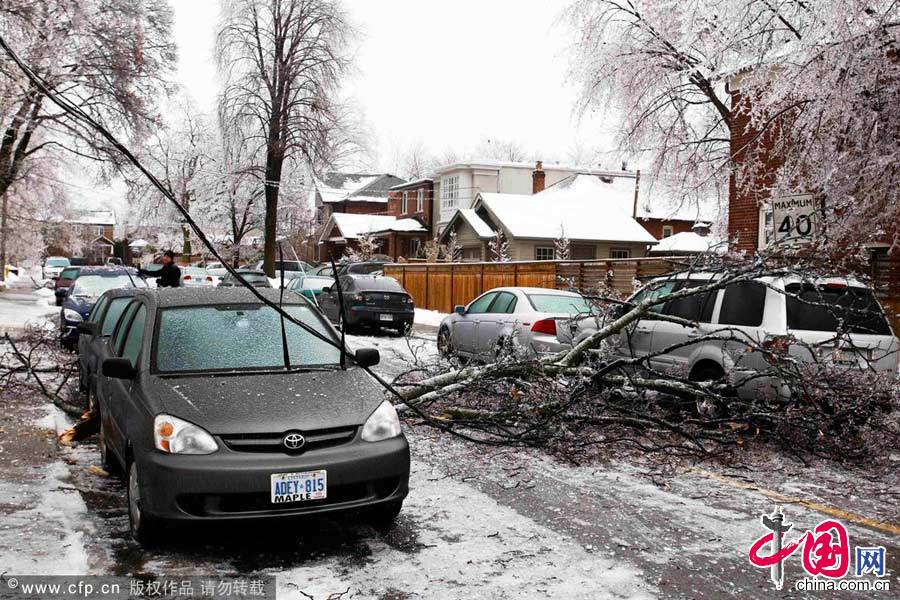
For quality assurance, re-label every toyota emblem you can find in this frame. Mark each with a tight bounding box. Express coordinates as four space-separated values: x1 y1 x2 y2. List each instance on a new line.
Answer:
282 432 305 451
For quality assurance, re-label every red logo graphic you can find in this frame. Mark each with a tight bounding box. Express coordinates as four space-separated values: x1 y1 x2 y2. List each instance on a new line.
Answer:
748 507 850 589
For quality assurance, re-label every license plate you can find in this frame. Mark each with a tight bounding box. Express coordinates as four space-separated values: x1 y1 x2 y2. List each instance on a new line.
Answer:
379 313 393 321
270 470 327 504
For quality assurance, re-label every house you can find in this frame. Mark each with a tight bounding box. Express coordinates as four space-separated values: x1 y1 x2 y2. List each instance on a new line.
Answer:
67 209 116 263
432 159 708 239
381 178 435 259
438 173 658 261
317 213 427 262
648 223 723 256
312 172 407 225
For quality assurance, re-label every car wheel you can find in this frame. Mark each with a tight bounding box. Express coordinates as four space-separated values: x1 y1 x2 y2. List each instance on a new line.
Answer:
437 327 453 357
367 500 403 530
689 363 731 417
127 460 159 544
338 313 354 335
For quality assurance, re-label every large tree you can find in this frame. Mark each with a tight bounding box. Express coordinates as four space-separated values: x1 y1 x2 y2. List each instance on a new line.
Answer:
0 0 175 279
217 0 355 277
567 0 900 253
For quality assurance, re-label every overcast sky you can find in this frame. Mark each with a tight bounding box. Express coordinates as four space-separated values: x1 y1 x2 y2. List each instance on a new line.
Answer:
170 0 616 172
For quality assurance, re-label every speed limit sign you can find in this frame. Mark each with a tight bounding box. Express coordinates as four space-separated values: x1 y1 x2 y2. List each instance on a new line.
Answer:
771 195 819 245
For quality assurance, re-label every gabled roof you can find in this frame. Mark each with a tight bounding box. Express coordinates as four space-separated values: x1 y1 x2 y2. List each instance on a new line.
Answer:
389 178 433 190
314 173 407 204
649 231 725 254
70 209 115 225
473 175 657 244
318 213 426 244
457 209 494 238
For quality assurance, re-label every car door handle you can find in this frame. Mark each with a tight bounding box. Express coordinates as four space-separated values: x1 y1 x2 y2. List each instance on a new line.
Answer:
635 326 651 333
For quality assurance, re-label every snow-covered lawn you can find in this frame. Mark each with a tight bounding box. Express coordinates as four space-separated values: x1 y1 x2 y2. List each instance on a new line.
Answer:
0 285 57 333
414 308 447 327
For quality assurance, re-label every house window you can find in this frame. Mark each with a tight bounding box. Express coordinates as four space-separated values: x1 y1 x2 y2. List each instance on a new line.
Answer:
534 246 555 261
416 188 424 212
409 238 421 257
662 225 674 238
610 248 631 259
442 175 459 208
401 191 408 214
96 226 105 237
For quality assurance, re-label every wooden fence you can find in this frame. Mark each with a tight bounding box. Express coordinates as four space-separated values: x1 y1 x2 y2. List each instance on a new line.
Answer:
384 257 689 314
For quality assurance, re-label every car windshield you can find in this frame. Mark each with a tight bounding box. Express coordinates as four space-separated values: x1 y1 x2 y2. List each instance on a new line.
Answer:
527 293 593 314
353 277 404 292
46 258 69 267
71 275 138 297
183 267 207 277
206 262 223 270
155 304 340 373
59 268 79 280
347 263 385 275
785 283 891 335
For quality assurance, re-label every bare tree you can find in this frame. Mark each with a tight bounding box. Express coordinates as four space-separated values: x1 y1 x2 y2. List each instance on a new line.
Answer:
0 0 175 279
127 103 217 257
489 229 510 262
473 137 528 162
217 0 356 277
554 226 570 260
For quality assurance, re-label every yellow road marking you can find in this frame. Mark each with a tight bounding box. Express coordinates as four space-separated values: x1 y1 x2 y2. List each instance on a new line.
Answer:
691 468 900 537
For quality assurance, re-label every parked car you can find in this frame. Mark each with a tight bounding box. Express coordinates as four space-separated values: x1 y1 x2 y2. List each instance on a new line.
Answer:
341 261 390 276
610 273 899 398
217 269 273 288
59 267 146 350
43 256 70 280
94 288 408 543
437 287 597 361
54 266 81 306
284 275 335 303
180 266 214 287
317 275 414 335
252 260 312 279
75 287 143 397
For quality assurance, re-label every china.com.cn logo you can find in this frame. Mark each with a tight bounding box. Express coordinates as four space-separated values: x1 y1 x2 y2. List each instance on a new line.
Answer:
748 506 888 591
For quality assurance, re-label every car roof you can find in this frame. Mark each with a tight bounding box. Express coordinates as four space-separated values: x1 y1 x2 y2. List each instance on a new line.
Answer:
75 266 133 276
485 286 582 296
135 287 309 309
98 287 145 301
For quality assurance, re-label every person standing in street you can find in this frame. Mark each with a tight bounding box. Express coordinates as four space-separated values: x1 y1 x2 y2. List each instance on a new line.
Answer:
139 250 181 287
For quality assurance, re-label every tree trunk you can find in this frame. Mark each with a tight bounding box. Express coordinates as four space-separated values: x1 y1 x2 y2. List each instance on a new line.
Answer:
0 190 7 283
262 148 284 278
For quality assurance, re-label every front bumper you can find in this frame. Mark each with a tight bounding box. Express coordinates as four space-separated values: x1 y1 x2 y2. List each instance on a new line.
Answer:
136 434 410 521
347 307 414 328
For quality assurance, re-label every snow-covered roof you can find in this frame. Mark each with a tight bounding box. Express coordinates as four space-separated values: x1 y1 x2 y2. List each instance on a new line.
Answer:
433 159 633 178
389 178 433 190
70 209 115 225
128 238 150 248
321 213 426 243
314 172 406 204
476 175 657 244
649 231 724 254
457 208 494 238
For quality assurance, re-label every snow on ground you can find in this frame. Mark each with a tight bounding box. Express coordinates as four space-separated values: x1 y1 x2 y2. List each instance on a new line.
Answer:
0 285 57 332
414 308 447 328
277 459 655 600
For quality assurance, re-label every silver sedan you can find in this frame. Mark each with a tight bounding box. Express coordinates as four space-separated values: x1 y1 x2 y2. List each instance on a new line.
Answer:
437 287 599 360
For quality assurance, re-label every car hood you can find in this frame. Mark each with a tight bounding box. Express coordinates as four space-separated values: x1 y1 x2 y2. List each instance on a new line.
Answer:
147 367 385 435
64 295 96 316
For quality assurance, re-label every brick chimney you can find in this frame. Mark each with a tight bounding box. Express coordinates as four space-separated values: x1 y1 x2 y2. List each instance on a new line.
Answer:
532 161 545 194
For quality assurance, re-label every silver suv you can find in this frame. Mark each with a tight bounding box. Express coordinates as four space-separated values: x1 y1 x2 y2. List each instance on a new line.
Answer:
612 272 899 398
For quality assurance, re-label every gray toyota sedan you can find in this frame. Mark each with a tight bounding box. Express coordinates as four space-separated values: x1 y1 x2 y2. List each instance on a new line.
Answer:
95 288 409 543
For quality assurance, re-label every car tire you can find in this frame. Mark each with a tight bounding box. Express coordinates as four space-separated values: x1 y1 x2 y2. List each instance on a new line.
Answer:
367 500 403 530
437 327 453 358
338 313 354 335
127 460 160 545
688 363 731 417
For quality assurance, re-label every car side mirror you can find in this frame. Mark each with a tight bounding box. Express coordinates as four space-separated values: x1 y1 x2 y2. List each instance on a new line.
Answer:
454 305 466 316
354 348 380 368
322 286 331 293
77 322 99 336
102 357 136 380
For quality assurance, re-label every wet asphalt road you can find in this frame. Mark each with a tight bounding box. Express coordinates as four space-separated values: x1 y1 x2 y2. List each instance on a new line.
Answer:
0 324 897 599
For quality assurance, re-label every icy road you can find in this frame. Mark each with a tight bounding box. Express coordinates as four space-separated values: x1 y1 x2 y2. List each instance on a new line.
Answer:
0 320 897 599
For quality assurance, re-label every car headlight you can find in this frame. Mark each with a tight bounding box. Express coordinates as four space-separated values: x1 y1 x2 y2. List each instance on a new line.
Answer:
63 308 83 323
154 414 218 454
361 400 402 442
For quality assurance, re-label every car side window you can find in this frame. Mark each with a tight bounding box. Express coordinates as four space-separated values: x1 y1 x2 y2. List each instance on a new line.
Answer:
101 298 132 336
119 305 147 367
489 292 517 314
111 301 139 354
467 292 498 314
88 297 109 323
662 280 716 322
718 281 766 327
631 280 678 314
